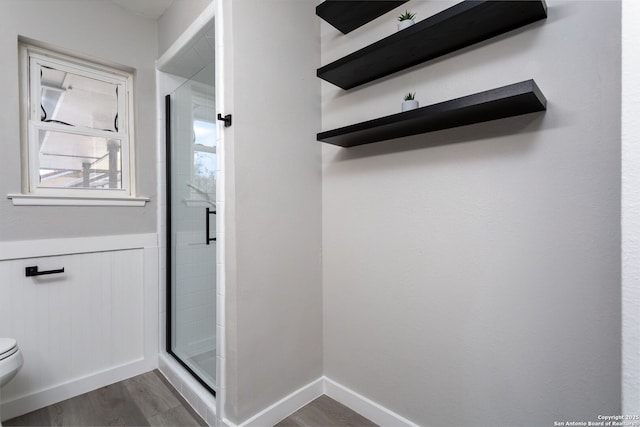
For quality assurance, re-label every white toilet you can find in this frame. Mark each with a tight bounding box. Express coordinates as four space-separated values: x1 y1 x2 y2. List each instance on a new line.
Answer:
0 338 23 426
0 337 23 388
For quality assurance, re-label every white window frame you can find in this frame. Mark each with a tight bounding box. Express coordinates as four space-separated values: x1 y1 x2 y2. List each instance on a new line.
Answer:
9 43 147 206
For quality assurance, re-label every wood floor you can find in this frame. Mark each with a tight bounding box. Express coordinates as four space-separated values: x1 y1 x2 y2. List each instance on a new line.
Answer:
5 371 376 427
4 370 207 427
275 395 378 427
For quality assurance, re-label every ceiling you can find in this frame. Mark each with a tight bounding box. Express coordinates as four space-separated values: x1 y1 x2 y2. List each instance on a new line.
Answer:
111 0 174 21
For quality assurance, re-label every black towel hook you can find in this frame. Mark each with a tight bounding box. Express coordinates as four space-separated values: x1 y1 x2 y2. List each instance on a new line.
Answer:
217 113 232 127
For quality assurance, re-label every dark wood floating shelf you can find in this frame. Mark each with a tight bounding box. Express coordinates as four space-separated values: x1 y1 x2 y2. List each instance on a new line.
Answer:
317 80 546 147
317 0 548 90
316 1 409 34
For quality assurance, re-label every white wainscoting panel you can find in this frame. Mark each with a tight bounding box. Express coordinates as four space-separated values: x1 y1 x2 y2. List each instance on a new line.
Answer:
0 234 158 421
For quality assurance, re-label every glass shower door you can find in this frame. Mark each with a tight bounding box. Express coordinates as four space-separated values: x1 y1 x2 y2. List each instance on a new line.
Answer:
167 61 216 393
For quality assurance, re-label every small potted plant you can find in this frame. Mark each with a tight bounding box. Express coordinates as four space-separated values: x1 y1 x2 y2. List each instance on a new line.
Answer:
402 92 419 111
397 10 416 31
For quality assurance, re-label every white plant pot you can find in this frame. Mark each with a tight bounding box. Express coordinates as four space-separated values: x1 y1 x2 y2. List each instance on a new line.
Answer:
402 100 419 112
397 19 415 31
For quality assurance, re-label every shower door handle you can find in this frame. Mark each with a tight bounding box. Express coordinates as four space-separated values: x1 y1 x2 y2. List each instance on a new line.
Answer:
206 207 216 245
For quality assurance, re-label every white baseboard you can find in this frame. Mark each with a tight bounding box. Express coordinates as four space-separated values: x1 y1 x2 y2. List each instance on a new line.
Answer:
222 377 324 427
323 377 420 427
0 358 155 422
3 365 418 427
219 376 417 427
238 377 324 427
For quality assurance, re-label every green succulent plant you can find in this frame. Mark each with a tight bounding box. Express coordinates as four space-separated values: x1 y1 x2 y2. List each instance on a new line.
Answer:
398 10 416 21
404 92 416 101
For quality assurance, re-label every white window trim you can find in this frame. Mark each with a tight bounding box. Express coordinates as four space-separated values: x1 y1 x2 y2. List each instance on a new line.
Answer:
11 43 147 207
7 193 149 207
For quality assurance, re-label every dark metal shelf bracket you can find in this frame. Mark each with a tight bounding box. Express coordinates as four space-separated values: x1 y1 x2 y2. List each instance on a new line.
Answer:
217 114 232 127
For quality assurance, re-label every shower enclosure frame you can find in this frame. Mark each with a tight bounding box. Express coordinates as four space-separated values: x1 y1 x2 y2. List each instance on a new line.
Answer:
156 4 224 419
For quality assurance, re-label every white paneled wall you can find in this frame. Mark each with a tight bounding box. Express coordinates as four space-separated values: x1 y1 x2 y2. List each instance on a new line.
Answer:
0 234 158 422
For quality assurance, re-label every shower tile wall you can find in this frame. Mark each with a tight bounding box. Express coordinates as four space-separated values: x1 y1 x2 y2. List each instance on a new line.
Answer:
174 228 216 357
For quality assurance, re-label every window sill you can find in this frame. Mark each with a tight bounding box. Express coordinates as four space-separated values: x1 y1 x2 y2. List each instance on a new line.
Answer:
7 194 150 207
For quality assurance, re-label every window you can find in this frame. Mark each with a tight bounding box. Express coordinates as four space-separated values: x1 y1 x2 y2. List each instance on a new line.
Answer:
10 43 146 206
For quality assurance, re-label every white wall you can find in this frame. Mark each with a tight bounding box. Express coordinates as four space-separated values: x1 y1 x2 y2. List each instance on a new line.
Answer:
0 0 158 241
222 0 323 424
158 0 213 57
322 1 621 426
622 0 640 415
